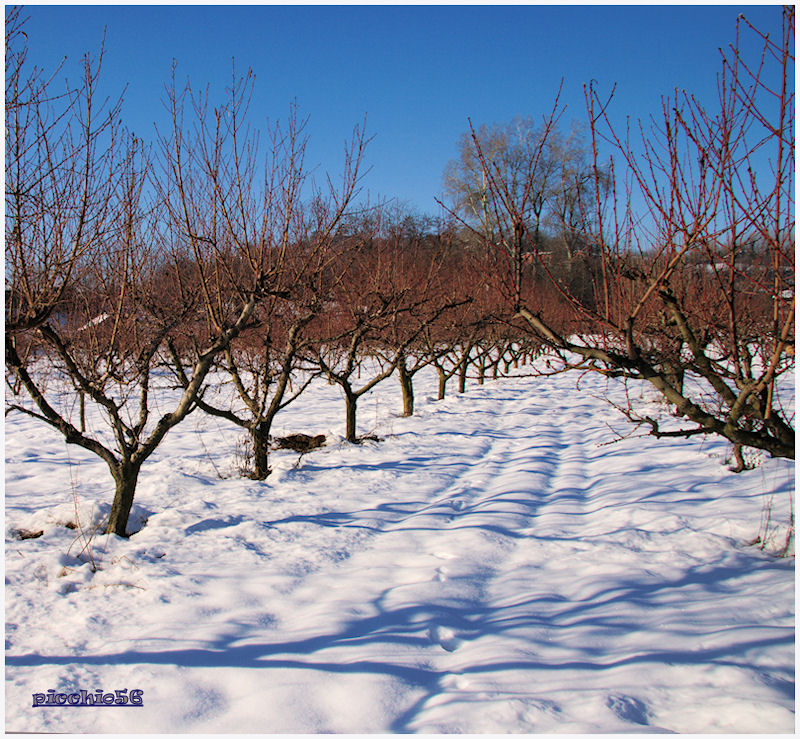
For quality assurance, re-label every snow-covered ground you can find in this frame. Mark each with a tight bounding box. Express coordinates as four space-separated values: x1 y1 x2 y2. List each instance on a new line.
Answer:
5 362 795 733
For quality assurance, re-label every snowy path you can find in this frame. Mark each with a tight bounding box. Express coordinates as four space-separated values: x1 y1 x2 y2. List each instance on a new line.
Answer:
5 367 795 732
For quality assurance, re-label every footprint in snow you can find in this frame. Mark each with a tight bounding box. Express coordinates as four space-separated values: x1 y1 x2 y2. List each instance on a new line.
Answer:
428 625 460 652
606 694 650 726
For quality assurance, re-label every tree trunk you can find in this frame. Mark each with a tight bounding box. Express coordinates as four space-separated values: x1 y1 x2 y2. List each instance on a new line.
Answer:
663 363 685 395
730 443 749 472
398 359 414 417
458 352 469 394
437 366 447 401
106 462 141 537
345 392 358 442
251 421 271 480
661 361 685 416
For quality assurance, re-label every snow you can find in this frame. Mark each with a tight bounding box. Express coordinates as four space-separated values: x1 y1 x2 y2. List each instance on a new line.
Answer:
5 361 795 733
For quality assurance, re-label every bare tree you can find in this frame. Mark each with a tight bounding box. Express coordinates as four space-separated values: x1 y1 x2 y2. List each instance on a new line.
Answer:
306 209 465 441
469 9 795 462
5 21 366 536
158 69 367 477
168 292 316 480
4 17 191 538
169 231 358 480
5 105 203 537
418 242 511 399
442 105 600 310
375 211 469 417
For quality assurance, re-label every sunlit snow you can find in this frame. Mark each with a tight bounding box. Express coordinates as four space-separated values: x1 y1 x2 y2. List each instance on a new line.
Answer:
5 361 794 732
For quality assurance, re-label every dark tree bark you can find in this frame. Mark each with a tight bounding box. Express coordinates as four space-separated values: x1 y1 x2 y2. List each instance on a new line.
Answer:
398 355 415 417
107 462 142 536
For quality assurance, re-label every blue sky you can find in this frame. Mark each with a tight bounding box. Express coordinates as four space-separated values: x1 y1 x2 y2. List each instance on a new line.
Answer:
12 4 787 216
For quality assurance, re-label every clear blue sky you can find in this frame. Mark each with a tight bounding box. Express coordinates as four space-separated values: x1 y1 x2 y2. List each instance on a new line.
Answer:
12 4 787 215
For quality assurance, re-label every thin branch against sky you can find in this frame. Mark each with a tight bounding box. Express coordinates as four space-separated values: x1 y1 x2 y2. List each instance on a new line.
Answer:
11 4 788 214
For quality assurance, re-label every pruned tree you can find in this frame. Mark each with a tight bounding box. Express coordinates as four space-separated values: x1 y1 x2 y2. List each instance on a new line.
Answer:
168 291 317 481
468 9 795 462
377 211 468 417
169 225 360 481
4 114 205 536
5 17 366 537
418 241 511 399
306 208 466 440
4 16 197 538
158 70 367 478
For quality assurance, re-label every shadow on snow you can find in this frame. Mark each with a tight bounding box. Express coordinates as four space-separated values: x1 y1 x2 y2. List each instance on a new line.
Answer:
7 554 794 730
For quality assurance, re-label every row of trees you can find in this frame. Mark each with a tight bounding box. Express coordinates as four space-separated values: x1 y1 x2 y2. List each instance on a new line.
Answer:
442 8 794 468
6 7 357 534
6 8 794 538
5 6 523 534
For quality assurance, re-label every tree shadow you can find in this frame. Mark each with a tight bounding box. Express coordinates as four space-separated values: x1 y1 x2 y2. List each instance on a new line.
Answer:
7 554 793 731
